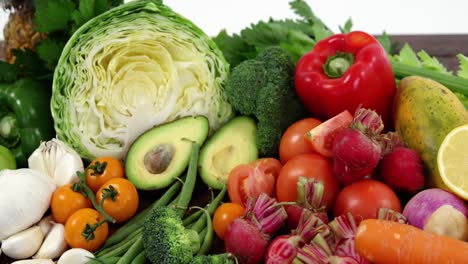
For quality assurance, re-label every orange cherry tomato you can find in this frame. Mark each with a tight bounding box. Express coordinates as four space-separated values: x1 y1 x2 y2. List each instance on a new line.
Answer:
213 202 246 240
96 178 139 223
86 156 125 193
51 183 92 224
65 208 109 252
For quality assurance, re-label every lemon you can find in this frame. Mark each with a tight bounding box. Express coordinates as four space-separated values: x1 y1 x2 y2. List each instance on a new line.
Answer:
437 124 468 200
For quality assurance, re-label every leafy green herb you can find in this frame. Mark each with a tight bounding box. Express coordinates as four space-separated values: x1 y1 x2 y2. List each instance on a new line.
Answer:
213 0 333 67
33 0 75 33
339 18 353 33
0 61 19 83
36 39 66 70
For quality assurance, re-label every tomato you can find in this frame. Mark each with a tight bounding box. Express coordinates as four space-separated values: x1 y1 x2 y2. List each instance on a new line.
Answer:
279 118 322 164
51 183 92 224
333 179 402 219
276 153 340 211
228 158 282 206
96 178 139 223
213 202 246 240
86 156 125 193
65 208 109 252
305 110 353 157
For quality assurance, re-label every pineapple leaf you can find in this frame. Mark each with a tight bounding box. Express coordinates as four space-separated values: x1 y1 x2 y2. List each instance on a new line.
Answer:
33 0 75 33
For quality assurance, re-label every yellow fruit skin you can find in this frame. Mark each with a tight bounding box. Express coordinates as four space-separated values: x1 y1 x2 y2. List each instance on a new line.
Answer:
394 76 468 189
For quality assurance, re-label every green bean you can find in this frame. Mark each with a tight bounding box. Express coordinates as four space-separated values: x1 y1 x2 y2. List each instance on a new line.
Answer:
191 186 226 233
97 229 142 259
116 235 144 264
197 216 213 256
174 140 200 218
96 228 142 257
130 251 147 264
86 256 121 264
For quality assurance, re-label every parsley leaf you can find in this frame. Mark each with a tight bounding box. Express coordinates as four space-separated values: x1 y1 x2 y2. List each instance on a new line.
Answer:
12 49 51 80
37 39 66 70
339 18 353 33
0 61 19 83
34 0 75 33
71 0 117 32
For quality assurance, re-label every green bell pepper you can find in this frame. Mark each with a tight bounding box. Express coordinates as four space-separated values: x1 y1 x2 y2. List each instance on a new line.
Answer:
0 78 55 167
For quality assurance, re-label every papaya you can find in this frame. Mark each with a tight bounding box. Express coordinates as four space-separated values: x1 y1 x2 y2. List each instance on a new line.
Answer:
394 76 468 189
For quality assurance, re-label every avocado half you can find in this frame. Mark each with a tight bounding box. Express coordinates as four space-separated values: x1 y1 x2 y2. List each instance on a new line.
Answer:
198 116 258 189
125 116 209 190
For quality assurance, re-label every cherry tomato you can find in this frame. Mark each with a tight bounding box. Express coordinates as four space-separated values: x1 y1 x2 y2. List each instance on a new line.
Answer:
228 158 282 206
279 118 322 164
51 183 92 224
65 208 109 252
333 179 402 219
305 110 353 157
276 153 340 211
213 202 246 240
86 156 125 193
96 178 139 223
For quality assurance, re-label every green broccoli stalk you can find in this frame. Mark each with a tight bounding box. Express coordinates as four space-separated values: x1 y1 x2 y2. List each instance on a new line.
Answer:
225 46 308 157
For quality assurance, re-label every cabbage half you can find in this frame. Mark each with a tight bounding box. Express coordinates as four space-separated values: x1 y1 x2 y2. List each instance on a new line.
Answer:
51 0 233 160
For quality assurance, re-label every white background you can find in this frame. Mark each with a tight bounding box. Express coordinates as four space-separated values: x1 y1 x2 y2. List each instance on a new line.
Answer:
1 0 468 39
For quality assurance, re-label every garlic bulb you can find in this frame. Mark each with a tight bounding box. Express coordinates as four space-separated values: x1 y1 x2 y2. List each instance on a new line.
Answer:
0 169 56 240
1 225 44 259
11 260 54 264
28 138 84 187
57 248 94 264
33 222 68 259
38 215 54 236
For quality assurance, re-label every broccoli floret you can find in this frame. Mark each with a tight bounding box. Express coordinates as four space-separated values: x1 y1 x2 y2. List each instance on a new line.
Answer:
225 46 307 157
143 206 201 264
189 253 237 264
225 59 268 115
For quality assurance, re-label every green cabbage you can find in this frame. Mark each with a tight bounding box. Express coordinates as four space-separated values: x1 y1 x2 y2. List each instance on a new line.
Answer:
51 0 233 160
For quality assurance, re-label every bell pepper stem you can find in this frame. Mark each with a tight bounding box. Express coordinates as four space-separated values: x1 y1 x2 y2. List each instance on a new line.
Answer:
0 114 19 146
323 52 354 78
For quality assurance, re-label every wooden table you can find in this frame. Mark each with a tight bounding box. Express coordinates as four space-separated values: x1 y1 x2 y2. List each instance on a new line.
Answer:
1 34 467 263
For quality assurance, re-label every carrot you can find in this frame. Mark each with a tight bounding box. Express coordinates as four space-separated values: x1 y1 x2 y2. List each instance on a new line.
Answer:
355 219 468 264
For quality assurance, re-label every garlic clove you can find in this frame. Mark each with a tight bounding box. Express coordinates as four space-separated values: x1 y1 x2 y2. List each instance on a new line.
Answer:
38 215 54 236
1 225 44 259
11 260 55 264
28 138 84 187
57 248 94 264
33 222 68 260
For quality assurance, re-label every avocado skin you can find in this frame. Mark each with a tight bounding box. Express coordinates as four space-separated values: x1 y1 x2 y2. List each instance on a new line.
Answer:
198 116 258 190
125 116 209 190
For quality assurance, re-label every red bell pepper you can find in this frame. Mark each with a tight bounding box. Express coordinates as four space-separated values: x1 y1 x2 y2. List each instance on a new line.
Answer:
294 31 396 129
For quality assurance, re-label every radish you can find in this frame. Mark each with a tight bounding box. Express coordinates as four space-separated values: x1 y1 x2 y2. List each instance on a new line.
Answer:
402 188 468 241
265 211 330 264
332 107 384 185
224 193 287 264
378 132 425 192
286 177 328 230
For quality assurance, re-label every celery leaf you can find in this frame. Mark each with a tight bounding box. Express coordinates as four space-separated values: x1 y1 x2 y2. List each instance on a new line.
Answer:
391 44 421 67
34 0 75 33
339 18 353 33
456 54 468 79
417 50 451 74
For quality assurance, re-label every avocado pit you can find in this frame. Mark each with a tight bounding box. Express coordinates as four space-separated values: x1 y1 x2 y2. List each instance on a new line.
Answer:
144 143 175 174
